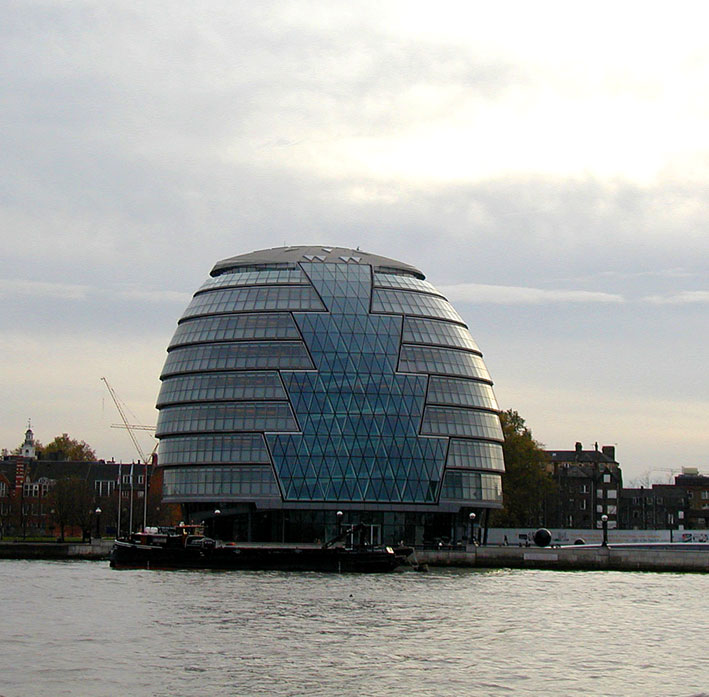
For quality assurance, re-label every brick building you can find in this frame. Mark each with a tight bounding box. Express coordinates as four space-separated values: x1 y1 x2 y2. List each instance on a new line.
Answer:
544 442 622 529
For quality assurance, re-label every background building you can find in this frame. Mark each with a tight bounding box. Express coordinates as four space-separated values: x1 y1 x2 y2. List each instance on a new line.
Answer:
0 426 163 539
156 246 504 545
545 442 622 529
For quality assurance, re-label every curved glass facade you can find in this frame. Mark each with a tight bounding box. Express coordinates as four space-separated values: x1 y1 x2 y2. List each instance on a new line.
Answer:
157 246 504 545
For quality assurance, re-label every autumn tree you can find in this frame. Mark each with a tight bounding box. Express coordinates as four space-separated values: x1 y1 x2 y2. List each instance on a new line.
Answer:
11 439 43 455
491 409 557 528
42 434 97 462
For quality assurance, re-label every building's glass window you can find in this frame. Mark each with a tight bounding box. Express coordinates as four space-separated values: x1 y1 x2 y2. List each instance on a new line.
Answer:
161 342 314 377
157 372 287 406
399 345 490 380
198 268 307 292
94 480 116 497
581 484 589 493
170 313 301 347
182 286 326 318
158 434 270 465
427 376 498 410
607 505 617 515
446 439 504 471
421 406 503 440
402 317 480 352
156 402 300 435
603 473 611 483
440 471 502 502
163 465 280 498
372 273 440 295
580 499 587 510
23 483 40 497
0 482 7 497
158 260 502 506
597 489 604 499
372 289 465 324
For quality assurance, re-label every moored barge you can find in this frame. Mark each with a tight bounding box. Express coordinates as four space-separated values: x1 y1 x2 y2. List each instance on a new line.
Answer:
110 524 408 573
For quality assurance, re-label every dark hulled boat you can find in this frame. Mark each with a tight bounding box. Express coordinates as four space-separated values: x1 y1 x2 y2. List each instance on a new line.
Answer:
110 524 408 573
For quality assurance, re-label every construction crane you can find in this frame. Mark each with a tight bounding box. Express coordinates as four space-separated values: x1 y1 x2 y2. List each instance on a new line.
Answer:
101 377 158 535
101 377 155 464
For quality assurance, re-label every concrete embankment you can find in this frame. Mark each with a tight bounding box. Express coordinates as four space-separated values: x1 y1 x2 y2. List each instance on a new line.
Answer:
0 540 113 560
415 544 709 573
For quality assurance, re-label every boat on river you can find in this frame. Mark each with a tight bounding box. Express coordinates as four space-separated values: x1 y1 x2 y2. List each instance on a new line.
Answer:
110 523 409 573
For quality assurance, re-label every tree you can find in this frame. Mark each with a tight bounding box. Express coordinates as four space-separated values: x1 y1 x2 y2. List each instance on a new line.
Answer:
491 410 556 528
42 434 97 462
47 477 95 540
11 439 43 455
48 478 75 541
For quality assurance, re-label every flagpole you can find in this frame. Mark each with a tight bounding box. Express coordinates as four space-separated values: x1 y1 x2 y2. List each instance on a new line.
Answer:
116 462 122 539
143 459 148 531
128 461 134 534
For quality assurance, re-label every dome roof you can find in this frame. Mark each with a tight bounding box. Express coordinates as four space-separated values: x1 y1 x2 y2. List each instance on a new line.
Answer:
211 245 425 279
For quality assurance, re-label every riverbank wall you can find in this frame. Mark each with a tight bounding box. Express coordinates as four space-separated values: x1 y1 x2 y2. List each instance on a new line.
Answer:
0 540 113 560
1 540 708 572
416 544 709 573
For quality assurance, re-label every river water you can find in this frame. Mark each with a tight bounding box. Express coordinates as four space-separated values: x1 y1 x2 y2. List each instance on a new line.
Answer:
1 560 707 697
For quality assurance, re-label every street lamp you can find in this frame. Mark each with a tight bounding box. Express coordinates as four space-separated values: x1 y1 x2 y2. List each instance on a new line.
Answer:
336 510 343 536
601 514 609 547
94 507 102 539
468 512 476 546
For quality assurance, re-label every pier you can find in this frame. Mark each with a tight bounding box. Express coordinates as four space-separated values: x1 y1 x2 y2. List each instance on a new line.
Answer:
416 543 709 573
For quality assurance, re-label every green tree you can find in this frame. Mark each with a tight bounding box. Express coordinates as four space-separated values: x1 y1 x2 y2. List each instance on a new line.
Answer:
491 410 556 527
42 434 97 461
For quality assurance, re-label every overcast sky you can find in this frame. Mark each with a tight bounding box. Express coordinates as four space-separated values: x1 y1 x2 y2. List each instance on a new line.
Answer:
1 1 707 481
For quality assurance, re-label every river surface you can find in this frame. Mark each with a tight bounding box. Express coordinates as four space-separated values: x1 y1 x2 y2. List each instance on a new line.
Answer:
1 560 707 697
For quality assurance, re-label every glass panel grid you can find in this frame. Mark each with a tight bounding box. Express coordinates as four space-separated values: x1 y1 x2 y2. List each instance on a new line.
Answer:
156 402 300 435
421 406 503 440
163 465 280 498
427 376 498 410
399 345 491 380
182 286 325 318
373 273 440 295
402 317 480 352
171 314 301 347
372 289 465 323
446 439 505 471
157 372 287 406
158 434 270 465
161 342 314 376
198 268 307 292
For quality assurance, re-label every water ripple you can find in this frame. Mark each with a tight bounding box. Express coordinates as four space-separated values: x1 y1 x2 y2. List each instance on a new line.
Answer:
0 562 707 696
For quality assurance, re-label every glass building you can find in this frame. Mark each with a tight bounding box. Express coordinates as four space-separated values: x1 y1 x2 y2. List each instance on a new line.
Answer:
156 246 503 545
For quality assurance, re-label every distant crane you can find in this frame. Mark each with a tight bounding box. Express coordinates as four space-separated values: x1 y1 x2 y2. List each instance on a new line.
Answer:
101 377 155 464
101 377 158 534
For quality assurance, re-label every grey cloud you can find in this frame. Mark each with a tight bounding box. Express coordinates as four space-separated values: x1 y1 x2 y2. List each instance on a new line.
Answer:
0 278 89 300
439 283 624 305
644 290 709 305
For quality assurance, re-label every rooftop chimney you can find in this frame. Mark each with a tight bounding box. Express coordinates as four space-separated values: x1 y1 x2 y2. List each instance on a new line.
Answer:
575 442 583 452
602 445 616 461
